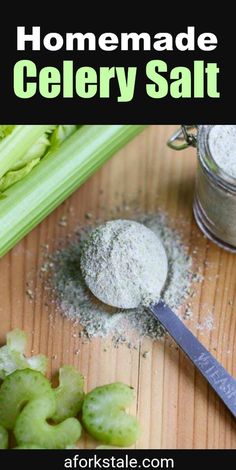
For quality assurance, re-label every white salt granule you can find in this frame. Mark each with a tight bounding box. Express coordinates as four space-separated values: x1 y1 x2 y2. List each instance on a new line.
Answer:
196 313 214 332
208 125 236 179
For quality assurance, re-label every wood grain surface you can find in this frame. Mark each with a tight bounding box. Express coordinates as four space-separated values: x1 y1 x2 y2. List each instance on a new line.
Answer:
0 125 236 449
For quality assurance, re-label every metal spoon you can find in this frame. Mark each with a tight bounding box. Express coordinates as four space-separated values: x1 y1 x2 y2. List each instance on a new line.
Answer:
149 301 236 418
81 220 236 419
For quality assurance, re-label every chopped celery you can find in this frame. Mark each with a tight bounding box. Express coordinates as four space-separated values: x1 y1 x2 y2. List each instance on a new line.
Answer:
14 396 82 449
0 424 8 449
65 444 80 449
14 442 79 450
15 443 78 449
14 444 46 449
6 329 27 352
0 347 28 380
52 365 84 423
27 355 48 374
0 369 53 429
0 329 48 379
82 383 140 447
96 445 123 449
0 329 141 449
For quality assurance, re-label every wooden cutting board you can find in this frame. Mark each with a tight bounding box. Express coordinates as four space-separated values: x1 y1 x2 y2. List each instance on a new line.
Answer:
0 125 236 449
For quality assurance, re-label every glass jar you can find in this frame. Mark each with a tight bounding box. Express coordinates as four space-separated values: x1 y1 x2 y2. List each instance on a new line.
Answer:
168 125 236 253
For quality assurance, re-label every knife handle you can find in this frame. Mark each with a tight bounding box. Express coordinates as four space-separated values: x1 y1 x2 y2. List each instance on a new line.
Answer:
150 301 236 419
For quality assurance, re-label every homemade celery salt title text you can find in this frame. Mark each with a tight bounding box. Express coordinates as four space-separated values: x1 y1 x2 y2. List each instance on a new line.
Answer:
14 26 220 101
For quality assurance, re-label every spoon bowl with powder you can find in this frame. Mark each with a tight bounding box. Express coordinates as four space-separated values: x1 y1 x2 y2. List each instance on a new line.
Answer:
81 219 168 309
81 219 236 419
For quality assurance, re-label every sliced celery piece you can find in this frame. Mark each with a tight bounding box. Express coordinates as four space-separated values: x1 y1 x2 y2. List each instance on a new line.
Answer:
6 329 27 352
15 443 79 449
27 355 48 375
14 443 46 449
0 347 28 380
82 383 140 447
0 369 53 429
0 424 8 449
14 396 82 449
0 329 48 379
53 365 84 423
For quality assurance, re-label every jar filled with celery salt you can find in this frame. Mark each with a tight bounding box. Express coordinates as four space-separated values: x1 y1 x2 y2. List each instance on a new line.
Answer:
168 125 236 253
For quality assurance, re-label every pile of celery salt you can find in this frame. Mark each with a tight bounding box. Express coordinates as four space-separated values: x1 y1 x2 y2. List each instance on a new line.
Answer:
43 212 199 346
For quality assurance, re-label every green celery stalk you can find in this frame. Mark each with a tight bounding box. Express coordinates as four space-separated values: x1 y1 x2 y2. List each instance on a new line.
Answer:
0 125 146 257
0 125 53 179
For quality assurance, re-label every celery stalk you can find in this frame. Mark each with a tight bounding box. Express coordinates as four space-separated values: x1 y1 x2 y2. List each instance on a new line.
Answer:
0 125 146 257
0 125 53 179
